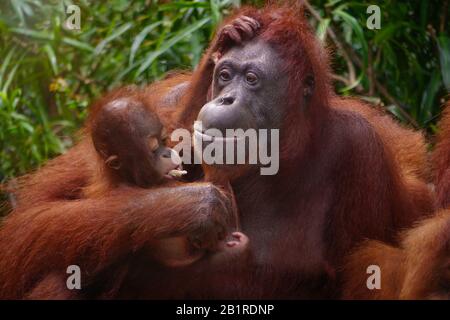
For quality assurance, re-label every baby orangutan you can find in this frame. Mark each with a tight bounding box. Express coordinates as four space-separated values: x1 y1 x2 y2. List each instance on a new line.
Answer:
86 92 186 193
85 88 248 269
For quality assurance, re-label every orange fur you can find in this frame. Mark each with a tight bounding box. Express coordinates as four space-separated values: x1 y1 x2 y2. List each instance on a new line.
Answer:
342 210 450 299
332 97 434 216
343 100 450 300
433 100 450 209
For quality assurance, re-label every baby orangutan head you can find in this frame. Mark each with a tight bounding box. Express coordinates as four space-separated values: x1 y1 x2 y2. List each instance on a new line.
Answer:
90 97 185 187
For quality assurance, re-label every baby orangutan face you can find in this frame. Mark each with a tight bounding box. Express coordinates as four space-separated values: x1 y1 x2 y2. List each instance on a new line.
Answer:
91 98 186 187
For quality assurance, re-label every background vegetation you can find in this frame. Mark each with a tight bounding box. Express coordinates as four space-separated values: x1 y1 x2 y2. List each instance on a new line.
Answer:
0 0 449 184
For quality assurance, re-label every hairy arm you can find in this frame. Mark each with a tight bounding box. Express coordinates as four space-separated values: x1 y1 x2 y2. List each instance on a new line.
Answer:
341 241 405 299
11 139 94 211
0 183 233 298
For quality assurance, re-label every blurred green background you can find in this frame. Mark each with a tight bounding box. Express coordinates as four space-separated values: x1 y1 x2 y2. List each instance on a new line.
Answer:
0 0 449 183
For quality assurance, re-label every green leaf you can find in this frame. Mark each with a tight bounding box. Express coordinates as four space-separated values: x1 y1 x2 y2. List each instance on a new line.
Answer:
10 112 29 122
20 122 34 134
437 36 450 92
334 9 368 63
10 27 54 41
43 44 58 75
339 72 363 93
386 105 407 123
61 37 95 52
419 70 442 123
137 17 211 76
2 62 21 93
129 21 163 66
11 0 26 26
210 0 221 26
316 18 330 42
158 2 209 11
0 48 16 89
373 23 401 46
94 22 133 55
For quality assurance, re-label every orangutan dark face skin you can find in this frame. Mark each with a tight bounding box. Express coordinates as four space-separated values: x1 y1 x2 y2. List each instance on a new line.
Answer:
198 39 288 135
194 40 288 174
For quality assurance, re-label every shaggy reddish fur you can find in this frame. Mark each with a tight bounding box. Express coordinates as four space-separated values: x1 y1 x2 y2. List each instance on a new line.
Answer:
0 181 237 299
342 209 450 299
342 101 450 299
433 101 450 209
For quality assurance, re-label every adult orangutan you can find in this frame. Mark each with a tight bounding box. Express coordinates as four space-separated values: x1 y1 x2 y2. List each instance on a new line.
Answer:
0 4 434 299
173 4 434 298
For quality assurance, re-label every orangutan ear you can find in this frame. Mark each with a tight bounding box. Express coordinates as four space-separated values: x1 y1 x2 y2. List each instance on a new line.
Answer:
303 74 315 99
105 155 121 170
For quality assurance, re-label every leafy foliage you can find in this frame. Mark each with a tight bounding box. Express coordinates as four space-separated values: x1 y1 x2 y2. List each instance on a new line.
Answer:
0 0 240 181
0 0 449 182
309 0 449 128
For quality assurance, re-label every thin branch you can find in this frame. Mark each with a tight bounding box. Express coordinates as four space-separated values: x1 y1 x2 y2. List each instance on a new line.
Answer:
303 0 356 84
331 73 350 86
374 80 419 128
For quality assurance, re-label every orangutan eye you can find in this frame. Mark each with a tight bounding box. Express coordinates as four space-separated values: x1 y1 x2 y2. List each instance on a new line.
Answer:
245 72 258 85
219 69 232 81
148 136 159 152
